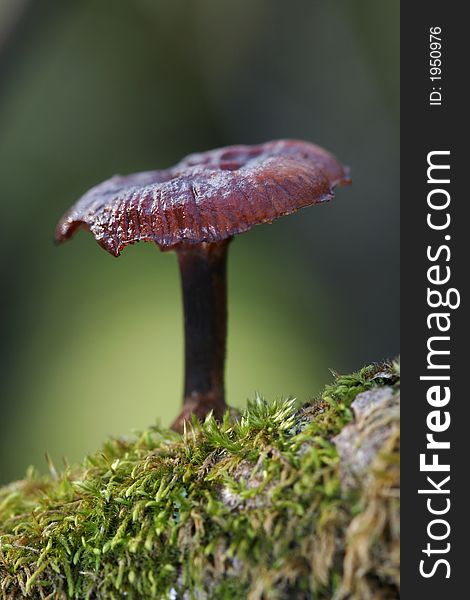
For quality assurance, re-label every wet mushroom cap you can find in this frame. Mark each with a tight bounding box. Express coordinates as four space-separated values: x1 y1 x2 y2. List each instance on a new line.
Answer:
55 139 350 256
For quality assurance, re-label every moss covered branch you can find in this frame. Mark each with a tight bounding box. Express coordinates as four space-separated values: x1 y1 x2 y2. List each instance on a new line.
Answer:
0 362 400 599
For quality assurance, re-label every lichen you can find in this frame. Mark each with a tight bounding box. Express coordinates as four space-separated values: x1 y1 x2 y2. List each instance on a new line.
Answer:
0 361 400 599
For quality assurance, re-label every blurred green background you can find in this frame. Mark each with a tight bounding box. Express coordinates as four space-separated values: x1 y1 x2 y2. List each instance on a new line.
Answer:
0 0 399 484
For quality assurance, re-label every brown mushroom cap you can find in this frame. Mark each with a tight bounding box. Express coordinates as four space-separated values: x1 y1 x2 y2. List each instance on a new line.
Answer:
55 139 350 256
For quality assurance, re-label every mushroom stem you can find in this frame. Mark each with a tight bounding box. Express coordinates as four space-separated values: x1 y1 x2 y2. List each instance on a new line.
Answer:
171 239 231 432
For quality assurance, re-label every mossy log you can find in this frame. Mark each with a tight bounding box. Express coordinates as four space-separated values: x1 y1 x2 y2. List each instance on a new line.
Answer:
0 362 400 599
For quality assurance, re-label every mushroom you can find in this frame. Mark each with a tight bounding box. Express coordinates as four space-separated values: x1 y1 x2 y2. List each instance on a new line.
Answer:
55 140 350 432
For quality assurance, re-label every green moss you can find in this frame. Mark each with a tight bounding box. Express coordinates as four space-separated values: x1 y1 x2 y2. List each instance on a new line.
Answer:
0 362 399 599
